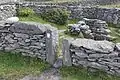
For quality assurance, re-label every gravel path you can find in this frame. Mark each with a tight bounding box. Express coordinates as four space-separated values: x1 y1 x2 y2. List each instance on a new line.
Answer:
21 68 61 80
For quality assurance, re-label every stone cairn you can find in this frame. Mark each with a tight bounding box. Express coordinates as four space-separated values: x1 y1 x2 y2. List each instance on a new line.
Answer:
68 18 113 41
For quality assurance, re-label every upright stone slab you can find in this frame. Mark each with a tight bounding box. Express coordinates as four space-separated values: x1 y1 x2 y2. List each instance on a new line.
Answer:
46 30 56 65
62 38 73 66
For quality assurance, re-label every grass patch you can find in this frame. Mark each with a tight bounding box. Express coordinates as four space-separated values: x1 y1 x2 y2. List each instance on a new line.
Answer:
19 14 78 30
60 66 120 80
100 4 120 8
0 52 50 80
108 23 120 43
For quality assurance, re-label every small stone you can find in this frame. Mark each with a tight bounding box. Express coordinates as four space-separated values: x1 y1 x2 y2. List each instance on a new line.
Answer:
25 39 31 43
53 58 63 68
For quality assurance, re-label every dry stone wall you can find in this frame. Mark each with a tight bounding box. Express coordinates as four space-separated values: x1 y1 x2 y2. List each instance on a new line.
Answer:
0 21 58 64
19 2 120 25
0 3 16 21
71 7 120 25
63 38 120 75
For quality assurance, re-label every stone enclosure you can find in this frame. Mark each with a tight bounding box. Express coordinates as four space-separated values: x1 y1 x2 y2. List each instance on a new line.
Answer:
0 21 58 64
1 0 120 76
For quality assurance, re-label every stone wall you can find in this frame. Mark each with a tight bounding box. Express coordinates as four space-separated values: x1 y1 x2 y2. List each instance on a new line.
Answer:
63 38 120 75
19 2 120 24
0 4 16 21
0 0 15 4
81 0 120 5
0 21 58 64
71 7 120 24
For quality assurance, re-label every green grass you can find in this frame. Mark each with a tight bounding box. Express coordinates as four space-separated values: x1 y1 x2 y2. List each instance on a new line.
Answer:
108 23 120 43
100 4 120 8
0 52 50 80
19 14 78 30
60 66 120 80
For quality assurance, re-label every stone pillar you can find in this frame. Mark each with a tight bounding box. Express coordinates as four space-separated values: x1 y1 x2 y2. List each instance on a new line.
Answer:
46 30 56 65
62 39 72 66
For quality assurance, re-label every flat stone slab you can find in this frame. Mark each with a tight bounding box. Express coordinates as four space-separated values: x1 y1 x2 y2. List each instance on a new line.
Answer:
71 39 115 54
9 22 57 35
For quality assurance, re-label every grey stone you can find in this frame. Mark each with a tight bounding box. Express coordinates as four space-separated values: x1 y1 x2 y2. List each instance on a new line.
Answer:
10 22 56 35
103 52 119 59
53 58 63 68
87 62 109 71
78 61 88 67
75 51 88 57
25 39 31 43
13 33 29 39
6 17 19 24
89 54 107 58
80 25 90 30
46 30 57 65
116 43 120 51
62 39 73 66
72 54 87 61
71 39 115 54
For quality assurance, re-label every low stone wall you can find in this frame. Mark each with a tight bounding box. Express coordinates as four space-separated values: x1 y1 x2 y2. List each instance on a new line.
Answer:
0 21 58 64
19 2 120 25
71 7 120 24
63 38 120 75
0 3 16 21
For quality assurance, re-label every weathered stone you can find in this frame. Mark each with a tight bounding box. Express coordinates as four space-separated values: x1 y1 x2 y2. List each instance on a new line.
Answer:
75 51 88 57
72 54 87 61
80 25 90 30
71 39 115 54
62 38 73 66
25 39 31 43
53 58 63 68
6 17 19 24
103 52 119 59
115 43 120 51
89 54 107 58
10 22 55 35
87 62 109 71
13 33 29 39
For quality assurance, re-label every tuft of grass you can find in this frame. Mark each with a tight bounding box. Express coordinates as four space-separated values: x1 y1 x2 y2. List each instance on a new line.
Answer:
60 66 120 80
0 52 50 80
108 23 120 43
